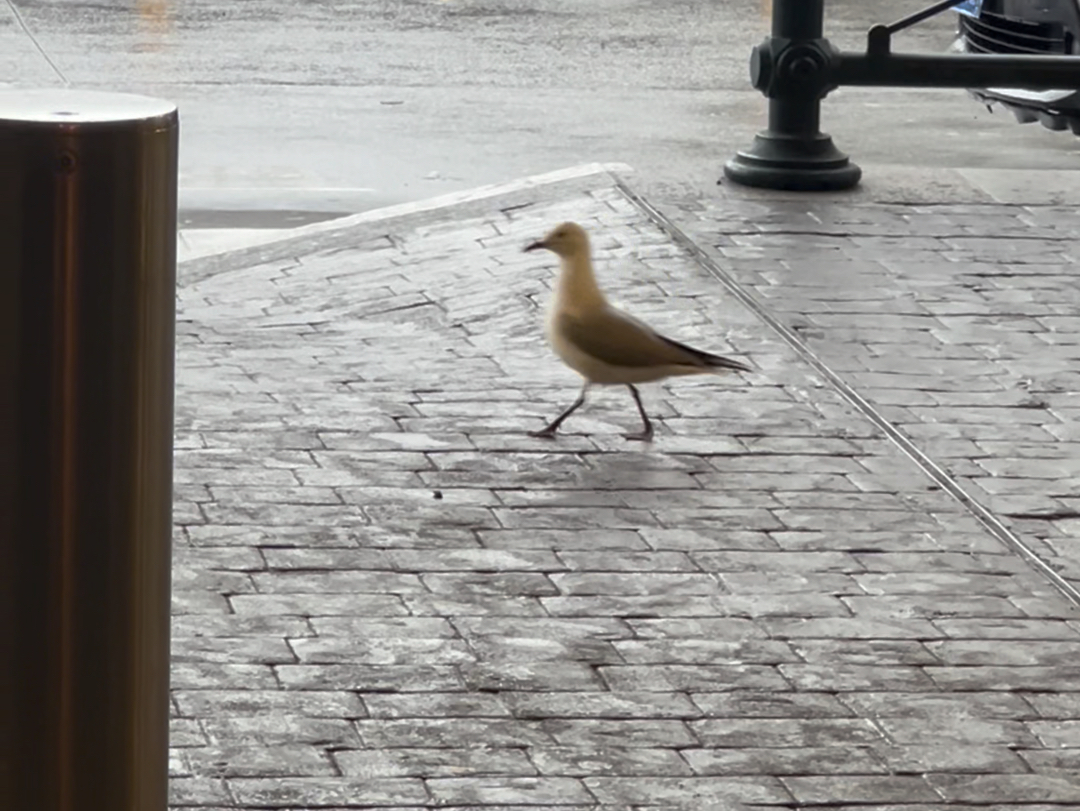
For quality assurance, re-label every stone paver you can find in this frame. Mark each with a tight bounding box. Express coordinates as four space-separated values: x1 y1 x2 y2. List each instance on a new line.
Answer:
171 169 1080 809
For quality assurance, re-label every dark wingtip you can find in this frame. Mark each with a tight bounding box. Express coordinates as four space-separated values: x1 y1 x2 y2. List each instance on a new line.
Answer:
706 355 753 373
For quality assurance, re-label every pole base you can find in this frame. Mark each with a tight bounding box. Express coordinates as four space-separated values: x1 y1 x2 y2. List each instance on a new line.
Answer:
723 130 862 191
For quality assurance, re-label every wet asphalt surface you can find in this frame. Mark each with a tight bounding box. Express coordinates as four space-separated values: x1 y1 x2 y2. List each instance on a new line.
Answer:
3 0 1080 222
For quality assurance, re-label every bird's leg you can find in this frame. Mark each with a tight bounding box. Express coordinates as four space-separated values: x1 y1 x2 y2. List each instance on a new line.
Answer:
529 384 589 439
623 384 654 442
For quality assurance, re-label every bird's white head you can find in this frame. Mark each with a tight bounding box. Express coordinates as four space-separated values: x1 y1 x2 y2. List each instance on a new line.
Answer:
524 221 590 259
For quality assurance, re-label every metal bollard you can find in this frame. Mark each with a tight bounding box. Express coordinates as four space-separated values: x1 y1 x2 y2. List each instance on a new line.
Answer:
0 90 178 811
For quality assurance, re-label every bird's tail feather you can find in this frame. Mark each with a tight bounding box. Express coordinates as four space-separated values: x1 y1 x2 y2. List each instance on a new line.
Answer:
656 333 751 373
702 353 752 373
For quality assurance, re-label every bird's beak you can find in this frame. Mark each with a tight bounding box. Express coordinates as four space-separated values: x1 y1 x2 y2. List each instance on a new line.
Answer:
523 239 546 253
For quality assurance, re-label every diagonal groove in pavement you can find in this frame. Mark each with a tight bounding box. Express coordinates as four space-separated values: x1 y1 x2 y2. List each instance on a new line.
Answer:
620 180 1080 610
171 168 1080 809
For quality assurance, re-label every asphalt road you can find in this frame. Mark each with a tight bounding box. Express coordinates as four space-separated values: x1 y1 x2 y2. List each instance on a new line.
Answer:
3 0 1079 221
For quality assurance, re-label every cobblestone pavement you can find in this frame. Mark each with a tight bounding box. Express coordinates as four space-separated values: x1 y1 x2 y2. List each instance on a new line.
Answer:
663 184 1080 589
172 168 1080 810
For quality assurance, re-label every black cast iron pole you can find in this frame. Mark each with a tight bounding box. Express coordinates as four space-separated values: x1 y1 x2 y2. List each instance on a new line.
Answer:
725 0 1080 191
725 0 860 191
0 89 177 811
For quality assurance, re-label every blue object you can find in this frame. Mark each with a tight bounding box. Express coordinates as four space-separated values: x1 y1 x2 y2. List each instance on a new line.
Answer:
954 0 982 17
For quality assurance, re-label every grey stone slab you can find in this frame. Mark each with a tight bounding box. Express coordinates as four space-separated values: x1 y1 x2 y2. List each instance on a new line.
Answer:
184 745 335 777
841 594 1026 619
503 691 700 720
453 617 630 641
689 691 853 719
539 718 696 748
172 637 296 665
852 551 1027 576
275 664 464 692
422 572 559 597
690 718 884 748
171 615 313 639
876 715 1040 746
355 718 553 748
926 666 1080 691
333 747 536 778
466 636 622 666
229 593 408 617
404 594 549 617
599 665 789 692
493 507 661 530
693 550 861 574
201 715 358 747
307 617 456 638
778 664 937 692
932 618 1080 640
460 661 606 692
226 777 428 807
172 590 232 615
684 746 885 776
623 618 767 639
259 548 395 570
717 570 859 596
781 775 941 805
170 718 208 748
424 777 594 806
612 639 798 665
478 528 649 550
649 507 785 532
361 692 510 719
712 593 854 618
390 548 564 572
528 746 692 777
582 775 790 806
789 639 939 666
1019 748 1080 773
1027 720 1080 748
638 527 777 552
873 744 1029 774
926 773 1080 804
173 545 266 570
761 617 940 639
555 550 698 573
290 637 475 666
853 572 1035 598
1026 693 1080 718
550 572 722 597
168 777 232 806
171 663 278 690
769 530 946 553
839 691 1034 720
925 640 1080 667
173 689 364 719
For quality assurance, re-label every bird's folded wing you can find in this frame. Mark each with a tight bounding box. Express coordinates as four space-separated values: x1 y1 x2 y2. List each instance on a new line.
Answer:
557 309 706 369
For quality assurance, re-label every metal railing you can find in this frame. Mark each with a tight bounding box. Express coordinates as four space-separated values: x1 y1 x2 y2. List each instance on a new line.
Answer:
725 0 1080 190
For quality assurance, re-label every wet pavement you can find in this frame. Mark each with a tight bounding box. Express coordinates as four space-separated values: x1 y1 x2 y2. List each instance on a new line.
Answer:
169 165 1080 809
6 0 1080 220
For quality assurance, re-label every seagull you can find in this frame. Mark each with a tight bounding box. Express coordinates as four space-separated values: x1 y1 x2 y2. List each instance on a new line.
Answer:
524 221 751 441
